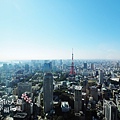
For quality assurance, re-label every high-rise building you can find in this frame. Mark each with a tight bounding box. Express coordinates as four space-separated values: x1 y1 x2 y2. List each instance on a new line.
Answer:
3 63 8 70
43 62 52 72
103 100 117 120
90 86 98 101
99 70 104 84
83 63 87 69
74 86 82 113
60 59 63 66
60 59 63 70
25 64 29 72
43 73 53 113
52 60 56 67
116 62 119 70
115 94 120 116
17 82 32 98
91 63 95 70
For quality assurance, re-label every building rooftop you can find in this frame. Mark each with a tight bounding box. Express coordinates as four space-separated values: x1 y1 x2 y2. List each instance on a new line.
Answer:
105 100 117 107
61 101 70 112
90 86 97 89
75 86 82 90
5 116 14 120
45 72 52 76
13 112 27 119
111 78 119 82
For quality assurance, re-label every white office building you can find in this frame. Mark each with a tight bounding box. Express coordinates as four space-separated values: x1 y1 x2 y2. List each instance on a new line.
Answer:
103 100 117 120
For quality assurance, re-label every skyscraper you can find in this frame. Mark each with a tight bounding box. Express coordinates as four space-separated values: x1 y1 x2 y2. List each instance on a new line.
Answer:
18 82 32 98
25 64 29 72
91 63 95 70
116 62 119 70
103 100 117 120
43 73 53 113
99 70 104 84
90 86 98 101
74 86 82 113
83 63 87 69
43 62 52 72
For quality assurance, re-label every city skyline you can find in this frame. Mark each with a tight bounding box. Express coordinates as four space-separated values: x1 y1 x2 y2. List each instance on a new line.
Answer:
0 0 120 60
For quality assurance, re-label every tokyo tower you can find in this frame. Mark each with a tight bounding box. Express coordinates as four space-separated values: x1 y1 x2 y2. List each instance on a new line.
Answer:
70 49 75 76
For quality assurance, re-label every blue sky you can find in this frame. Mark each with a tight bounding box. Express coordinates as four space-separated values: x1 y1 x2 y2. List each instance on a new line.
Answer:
0 0 120 60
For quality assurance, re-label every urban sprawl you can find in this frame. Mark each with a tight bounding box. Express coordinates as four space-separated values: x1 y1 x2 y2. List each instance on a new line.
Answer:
0 55 120 120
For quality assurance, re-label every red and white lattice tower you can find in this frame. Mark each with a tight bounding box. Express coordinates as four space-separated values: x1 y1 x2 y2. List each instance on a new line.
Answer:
70 49 75 75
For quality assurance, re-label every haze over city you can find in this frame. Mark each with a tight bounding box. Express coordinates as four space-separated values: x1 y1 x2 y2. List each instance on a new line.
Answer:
1 1 120 119
0 0 120 60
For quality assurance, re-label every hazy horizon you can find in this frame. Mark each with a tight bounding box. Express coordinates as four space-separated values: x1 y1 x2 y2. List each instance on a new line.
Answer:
0 0 120 60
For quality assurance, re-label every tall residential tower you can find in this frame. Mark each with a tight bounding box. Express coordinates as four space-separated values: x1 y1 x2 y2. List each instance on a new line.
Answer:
74 86 82 113
43 73 53 113
99 70 104 84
